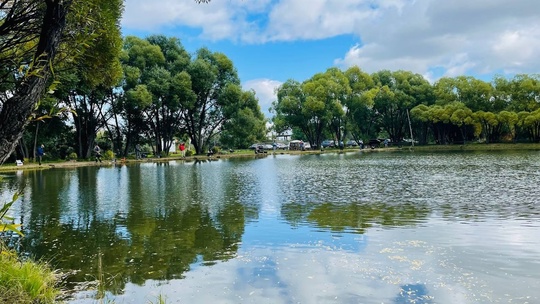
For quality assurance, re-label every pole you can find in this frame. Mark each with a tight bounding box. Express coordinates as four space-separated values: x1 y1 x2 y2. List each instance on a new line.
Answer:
407 109 414 147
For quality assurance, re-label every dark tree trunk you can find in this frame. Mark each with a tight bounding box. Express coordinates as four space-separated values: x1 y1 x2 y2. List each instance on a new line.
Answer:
0 1 69 165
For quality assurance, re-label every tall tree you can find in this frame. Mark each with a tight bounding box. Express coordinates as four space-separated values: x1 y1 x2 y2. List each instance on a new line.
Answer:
372 70 432 142
120 35 192 156
343 66 377 143
220 89 267 149
0 0 71 164
182 48 241 154
0 0 124 164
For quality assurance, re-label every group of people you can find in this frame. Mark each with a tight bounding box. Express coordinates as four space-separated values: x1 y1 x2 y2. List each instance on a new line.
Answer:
34 144 102 165
33 141 187 165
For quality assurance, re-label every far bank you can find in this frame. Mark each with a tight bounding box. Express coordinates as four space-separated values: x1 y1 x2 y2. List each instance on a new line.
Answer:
1 142 540 173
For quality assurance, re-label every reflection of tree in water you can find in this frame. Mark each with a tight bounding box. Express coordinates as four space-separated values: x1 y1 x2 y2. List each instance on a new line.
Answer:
281 201 430 233
20 201 246 295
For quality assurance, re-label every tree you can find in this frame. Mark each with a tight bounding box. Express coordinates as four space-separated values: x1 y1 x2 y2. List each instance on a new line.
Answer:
220 89 267 149
272 80 306 139
0 0 71 165
474 111 502 143
0 0 210 165
0 0 124 164
343 66 377 143
372 70 432 143
182 48 242 154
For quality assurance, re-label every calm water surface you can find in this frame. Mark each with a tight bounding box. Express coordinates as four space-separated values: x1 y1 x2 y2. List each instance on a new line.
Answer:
2 150 540 303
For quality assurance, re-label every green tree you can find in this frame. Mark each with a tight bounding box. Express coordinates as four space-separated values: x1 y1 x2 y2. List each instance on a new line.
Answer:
507 74 540 112
474 111 502 143
220 89 267 149
0 0 211 164
372 70 432 143
302 67 351 148
272 80 306 140
182 48 242 154
120 35 192 156
343 66 377 143
498 110 519 142
517 109 540 142
0 0 124 164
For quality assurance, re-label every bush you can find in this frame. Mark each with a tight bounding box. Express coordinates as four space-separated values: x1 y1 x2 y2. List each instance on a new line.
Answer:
103 150 115 160
185 149 194 157
211 146 221 154
68 152 78 160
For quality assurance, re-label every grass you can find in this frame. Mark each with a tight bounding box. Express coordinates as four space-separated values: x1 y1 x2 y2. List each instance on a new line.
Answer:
0 244 60 304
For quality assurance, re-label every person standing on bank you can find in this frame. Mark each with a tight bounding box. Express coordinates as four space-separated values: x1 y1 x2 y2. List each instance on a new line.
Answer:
179 142 186 158
135 144 142 159
94 144 102 163
36 144 45 165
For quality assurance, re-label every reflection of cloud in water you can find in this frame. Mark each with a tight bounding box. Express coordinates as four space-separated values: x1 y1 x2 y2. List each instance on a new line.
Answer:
74 235 491 304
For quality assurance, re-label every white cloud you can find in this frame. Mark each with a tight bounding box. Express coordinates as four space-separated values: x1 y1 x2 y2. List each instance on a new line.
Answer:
122 0 540 80
243 79 282 118
332 0 540 78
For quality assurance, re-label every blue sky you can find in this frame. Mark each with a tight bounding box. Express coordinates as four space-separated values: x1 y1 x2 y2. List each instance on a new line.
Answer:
121 0 540 117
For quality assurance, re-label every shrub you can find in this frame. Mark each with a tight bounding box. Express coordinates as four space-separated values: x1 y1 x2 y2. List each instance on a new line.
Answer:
68 152 78 160
211 146 221 154
103 150 115 160
185 149 194 157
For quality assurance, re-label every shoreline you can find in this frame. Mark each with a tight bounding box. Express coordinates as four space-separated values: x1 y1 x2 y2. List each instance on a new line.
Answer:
1 142 539 173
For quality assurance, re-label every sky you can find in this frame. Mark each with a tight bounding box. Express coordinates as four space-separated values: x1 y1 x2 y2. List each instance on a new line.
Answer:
121 0 540 117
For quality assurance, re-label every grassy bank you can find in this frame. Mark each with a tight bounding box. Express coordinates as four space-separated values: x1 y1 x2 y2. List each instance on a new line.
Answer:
0 245 59 303
1 142 539 173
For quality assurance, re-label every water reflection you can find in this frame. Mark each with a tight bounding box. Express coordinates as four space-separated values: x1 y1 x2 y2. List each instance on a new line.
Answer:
1 151 540 303
282 201 430 233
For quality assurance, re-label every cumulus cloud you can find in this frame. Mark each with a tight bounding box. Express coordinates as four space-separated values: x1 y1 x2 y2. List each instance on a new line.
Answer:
332 0 540 77
122 0 540 79
243 79 282 118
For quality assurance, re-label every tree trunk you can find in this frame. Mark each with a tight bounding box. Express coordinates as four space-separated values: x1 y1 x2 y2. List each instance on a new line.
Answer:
0 1 69 165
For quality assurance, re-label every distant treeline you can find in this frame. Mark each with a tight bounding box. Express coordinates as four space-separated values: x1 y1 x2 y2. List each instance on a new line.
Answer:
272 68 540 146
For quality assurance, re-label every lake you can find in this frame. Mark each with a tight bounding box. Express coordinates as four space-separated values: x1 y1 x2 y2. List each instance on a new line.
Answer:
2 150 540 303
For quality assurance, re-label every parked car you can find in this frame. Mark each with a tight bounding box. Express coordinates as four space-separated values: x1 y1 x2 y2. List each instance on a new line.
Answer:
368 139 380 149
321 140 334 148
289 140 310 151
276 143 288 150
346 140 359 147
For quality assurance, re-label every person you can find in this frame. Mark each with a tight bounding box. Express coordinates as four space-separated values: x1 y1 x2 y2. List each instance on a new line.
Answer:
135 144 142 159
36 144 44 165
179 142 186 158
94 144 102 163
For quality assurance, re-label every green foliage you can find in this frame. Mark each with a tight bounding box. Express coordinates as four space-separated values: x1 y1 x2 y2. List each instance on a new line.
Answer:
1 193 23 237
68 152 78 160
211 146 221 154
0 244 59 304
220 90 267 149
185 149 194 157
103 150 115 160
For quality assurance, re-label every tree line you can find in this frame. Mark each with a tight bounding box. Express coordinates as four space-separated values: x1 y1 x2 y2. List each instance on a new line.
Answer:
272 68 540 147
4 31 267 161
0 0 216 165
